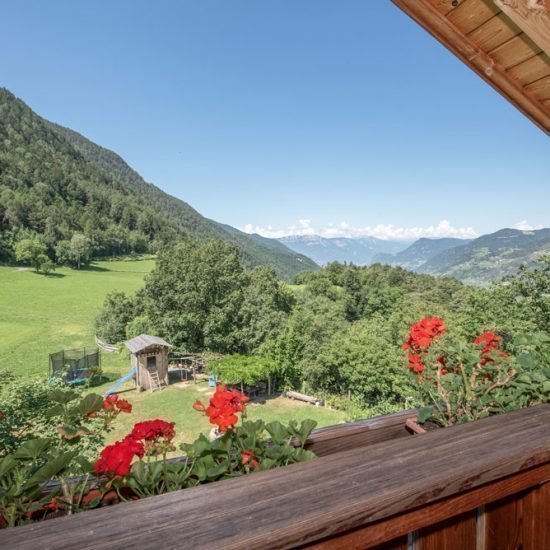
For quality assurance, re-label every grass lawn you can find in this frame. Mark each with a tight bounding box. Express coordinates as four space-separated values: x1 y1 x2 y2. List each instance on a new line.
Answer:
105 380 345 448
0 258 154 378
0 258 346 445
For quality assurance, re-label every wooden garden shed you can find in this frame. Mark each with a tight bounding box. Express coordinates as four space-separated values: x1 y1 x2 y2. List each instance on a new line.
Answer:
125 334 172 391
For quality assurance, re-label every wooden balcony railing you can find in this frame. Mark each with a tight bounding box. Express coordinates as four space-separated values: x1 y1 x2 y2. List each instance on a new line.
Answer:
1 404 549 549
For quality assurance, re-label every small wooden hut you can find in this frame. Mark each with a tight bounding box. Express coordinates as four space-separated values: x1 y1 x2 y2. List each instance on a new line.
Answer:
125 334 172 391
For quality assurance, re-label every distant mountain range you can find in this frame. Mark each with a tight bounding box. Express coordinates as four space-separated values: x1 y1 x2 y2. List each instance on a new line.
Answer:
279 229 550 284
374 237 472 271
278 235 411 266
0 88 317 279
417 228 550 284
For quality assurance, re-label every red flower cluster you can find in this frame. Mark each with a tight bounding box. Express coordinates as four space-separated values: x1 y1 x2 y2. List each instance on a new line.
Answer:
474 331 507 366
94 419 177 476
241 450 260 469
94 436 145 477
130 419 176 442
103 395 132 414
0 411 4 420
194 385 249 432
403 317 446 374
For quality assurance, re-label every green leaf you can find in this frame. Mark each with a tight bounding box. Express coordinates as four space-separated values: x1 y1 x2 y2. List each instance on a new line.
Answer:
49 389 78 405
417 407 432 424
56 425 91 440
13 438 51 460
71 393 104 417
45 404 65 418
27 451 77 485
297 419 317 444
0 456 18 477
265 421 288 444
292 448 316 462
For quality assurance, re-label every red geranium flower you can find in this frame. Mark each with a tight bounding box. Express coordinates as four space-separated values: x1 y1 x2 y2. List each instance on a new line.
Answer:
43 497 63 511
103 395 119 410
94 436 145 478
404 317 446 376
474 331 508 366
202 385 249 432
116 398 132 414
193 400 206 412
241 450 260 469
131 419 176 442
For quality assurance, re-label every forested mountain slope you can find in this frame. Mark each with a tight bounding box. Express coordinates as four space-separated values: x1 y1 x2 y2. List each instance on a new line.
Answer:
418 228 550 284
0 88 316 278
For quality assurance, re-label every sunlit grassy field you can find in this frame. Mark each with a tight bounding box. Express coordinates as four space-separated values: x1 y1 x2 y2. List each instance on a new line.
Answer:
0 258 345 444
0 258 154 378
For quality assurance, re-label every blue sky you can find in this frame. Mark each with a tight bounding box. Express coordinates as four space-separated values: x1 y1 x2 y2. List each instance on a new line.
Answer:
2 1 548 239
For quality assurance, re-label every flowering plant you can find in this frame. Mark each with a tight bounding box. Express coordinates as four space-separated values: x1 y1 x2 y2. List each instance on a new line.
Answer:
403 317 518 426
185 385 317 482
93 385 317 501
0 390 122 527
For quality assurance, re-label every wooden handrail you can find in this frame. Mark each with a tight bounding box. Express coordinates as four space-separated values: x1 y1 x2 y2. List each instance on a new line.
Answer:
1 405 549 549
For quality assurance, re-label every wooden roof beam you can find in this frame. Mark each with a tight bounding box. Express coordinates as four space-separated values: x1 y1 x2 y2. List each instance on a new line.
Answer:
391 0 550 134
494 0 550 58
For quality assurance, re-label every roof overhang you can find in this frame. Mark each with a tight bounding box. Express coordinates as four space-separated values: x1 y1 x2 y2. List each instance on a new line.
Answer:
391 0 550 135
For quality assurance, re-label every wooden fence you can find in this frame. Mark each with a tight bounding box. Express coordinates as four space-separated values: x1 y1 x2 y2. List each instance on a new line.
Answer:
1 404 548 549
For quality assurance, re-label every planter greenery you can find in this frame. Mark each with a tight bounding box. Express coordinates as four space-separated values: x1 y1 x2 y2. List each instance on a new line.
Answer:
403 317 550 427
0 385 316 528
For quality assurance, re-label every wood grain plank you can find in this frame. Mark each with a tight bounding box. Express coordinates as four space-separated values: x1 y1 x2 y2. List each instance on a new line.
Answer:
494 0 550 58
490 33 542 68
507 51 550 85
525 73 550 100
522 481 550 549
370 536 408 550
484 492 525 549
306 465 550 549
306 409 418 457
417 510 476 550
484 481 550 550
1 405 548 550
425 0 457 17
449 0 501 34
468 13 521 51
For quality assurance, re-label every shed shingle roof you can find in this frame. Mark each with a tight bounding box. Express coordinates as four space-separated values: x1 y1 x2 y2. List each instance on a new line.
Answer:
125 334 172 354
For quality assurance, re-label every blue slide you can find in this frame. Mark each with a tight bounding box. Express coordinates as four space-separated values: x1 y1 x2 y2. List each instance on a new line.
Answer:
105 367 136 396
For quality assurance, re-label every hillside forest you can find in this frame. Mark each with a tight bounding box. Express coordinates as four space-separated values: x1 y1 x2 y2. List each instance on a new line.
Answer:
0 88 316 279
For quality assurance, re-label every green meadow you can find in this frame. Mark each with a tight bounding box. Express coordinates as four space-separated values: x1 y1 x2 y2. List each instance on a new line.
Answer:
0 259 344 444
0 259 154 378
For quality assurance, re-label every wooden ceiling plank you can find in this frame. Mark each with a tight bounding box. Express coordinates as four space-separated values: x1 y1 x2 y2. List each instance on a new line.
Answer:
508 52 550 85
391 0 550 134
494 0 550 58
468 13 522 51
449 0 501 34
490 33 542 68
525 74 550 100
425 0 457 16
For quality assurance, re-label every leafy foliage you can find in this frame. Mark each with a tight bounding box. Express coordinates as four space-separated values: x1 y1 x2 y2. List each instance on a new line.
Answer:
210 355 276 387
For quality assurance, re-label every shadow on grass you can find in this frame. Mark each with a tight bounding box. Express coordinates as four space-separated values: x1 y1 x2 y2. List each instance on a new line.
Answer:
30 271 66 278
78 264 110 273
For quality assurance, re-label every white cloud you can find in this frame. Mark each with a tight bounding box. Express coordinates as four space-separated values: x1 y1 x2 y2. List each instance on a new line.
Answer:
513 220 532 231
513 220 543 231
240 219 478 240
